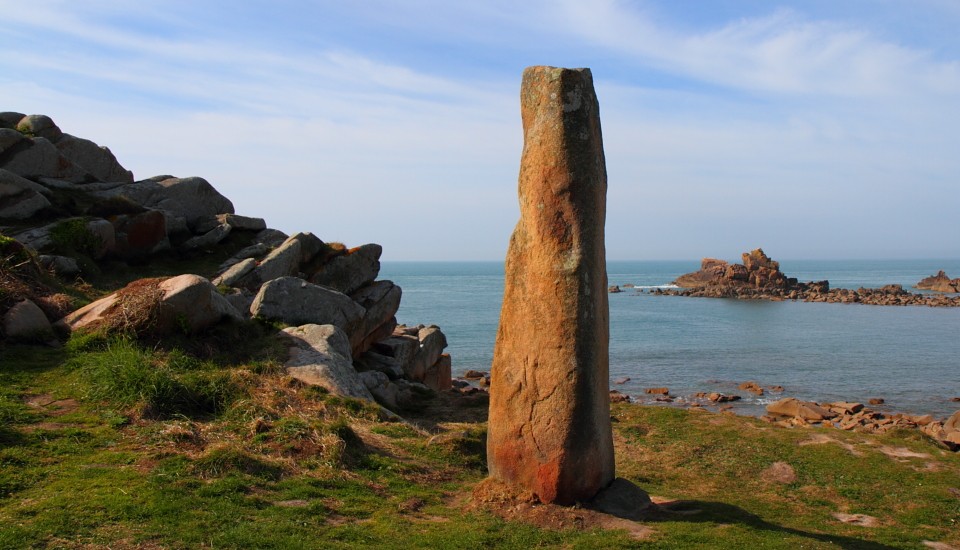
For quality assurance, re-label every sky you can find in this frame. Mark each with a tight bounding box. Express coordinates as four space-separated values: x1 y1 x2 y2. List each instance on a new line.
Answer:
1 0 958 261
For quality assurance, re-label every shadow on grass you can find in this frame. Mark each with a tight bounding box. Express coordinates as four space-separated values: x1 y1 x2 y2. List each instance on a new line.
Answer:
406 391 490 433
0 345 67 380
0 425 28 447
643 499 899 550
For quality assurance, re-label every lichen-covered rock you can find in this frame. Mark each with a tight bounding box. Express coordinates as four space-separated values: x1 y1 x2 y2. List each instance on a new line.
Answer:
0 188 50 219
54 134 133 183
916 271 960 293
240 237 302 289
279 324 373 401
60 274 242 336
195 213 266 234
237 232 323 290
38 255 80 277
181 223 231 250
0 137 90 182
253 228 289 248
213 258 257 287
409 325 447 382
0 129 25 153
348 280 401 357
309 243 381 294
250 276 365 332
372 333 420 375
3 299 54 343
359 370 401 410
486 66 614 505
86 219 117 259
353 350 404 380
17 115 62 142
112 210 167 258
423 353 452 392
0 112 26 129
92 176 234 231
766 398 837 422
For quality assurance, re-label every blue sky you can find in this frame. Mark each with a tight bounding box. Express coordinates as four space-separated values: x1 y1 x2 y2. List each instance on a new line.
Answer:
1 1 958 260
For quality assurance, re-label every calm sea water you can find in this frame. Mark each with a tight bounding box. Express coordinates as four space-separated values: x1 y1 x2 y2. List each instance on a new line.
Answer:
380 260 960 418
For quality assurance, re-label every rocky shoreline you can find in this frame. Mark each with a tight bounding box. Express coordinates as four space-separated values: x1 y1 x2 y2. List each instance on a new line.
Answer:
646 282 960 307
619 383 960 452
629 248 960 307
449 369 960 452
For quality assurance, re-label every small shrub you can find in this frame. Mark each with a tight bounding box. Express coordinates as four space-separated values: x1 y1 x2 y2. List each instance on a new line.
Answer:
74 337 242 419
49 218 102 257
323 418 365 465
0 394 35 424
191 445 284 480
85 195 145 217
14 123 34 137
65 330 112 353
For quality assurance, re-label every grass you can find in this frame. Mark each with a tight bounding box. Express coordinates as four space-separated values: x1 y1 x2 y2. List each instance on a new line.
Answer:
0 335 958 548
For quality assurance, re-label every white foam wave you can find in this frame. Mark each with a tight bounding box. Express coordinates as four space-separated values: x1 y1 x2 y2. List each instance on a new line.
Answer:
634 284 680 290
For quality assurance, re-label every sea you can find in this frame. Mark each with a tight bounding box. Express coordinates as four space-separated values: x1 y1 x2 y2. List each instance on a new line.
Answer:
380 260 960 419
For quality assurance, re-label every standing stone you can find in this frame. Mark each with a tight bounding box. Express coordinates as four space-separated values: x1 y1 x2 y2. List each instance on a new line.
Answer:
486 66 614 505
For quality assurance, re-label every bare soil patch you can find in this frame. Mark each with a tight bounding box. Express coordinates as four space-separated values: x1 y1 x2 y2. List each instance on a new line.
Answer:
469 478 656 541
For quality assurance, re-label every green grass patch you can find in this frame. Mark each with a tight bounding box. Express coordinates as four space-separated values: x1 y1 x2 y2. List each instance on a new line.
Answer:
1 335 959 548
69 337 242 419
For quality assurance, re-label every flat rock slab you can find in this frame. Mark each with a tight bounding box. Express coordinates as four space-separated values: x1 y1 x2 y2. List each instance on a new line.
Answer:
831 512 880 527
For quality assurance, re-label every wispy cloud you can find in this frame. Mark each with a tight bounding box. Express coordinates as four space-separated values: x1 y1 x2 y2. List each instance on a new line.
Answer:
0 1 957 259
556 0 960 98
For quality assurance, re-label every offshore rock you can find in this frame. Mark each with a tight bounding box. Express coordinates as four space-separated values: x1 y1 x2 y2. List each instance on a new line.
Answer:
486 66 614 505
915 271 960 293
674 248 789 290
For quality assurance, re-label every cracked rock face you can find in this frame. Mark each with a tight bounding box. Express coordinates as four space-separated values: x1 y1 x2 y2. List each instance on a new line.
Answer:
486 66 614 505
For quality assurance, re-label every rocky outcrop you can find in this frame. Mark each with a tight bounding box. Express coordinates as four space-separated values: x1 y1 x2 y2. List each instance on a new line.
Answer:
487 66 615 505
0 114 133 185
1 110 453 416
231 232 323 290
916 271 960 293
674 249 796 291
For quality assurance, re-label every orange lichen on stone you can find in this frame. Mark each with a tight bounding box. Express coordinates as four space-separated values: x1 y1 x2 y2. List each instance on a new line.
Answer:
486 66 614 505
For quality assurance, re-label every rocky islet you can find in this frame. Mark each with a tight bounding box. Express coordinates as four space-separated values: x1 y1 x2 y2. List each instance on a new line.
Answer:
656 248 960 307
